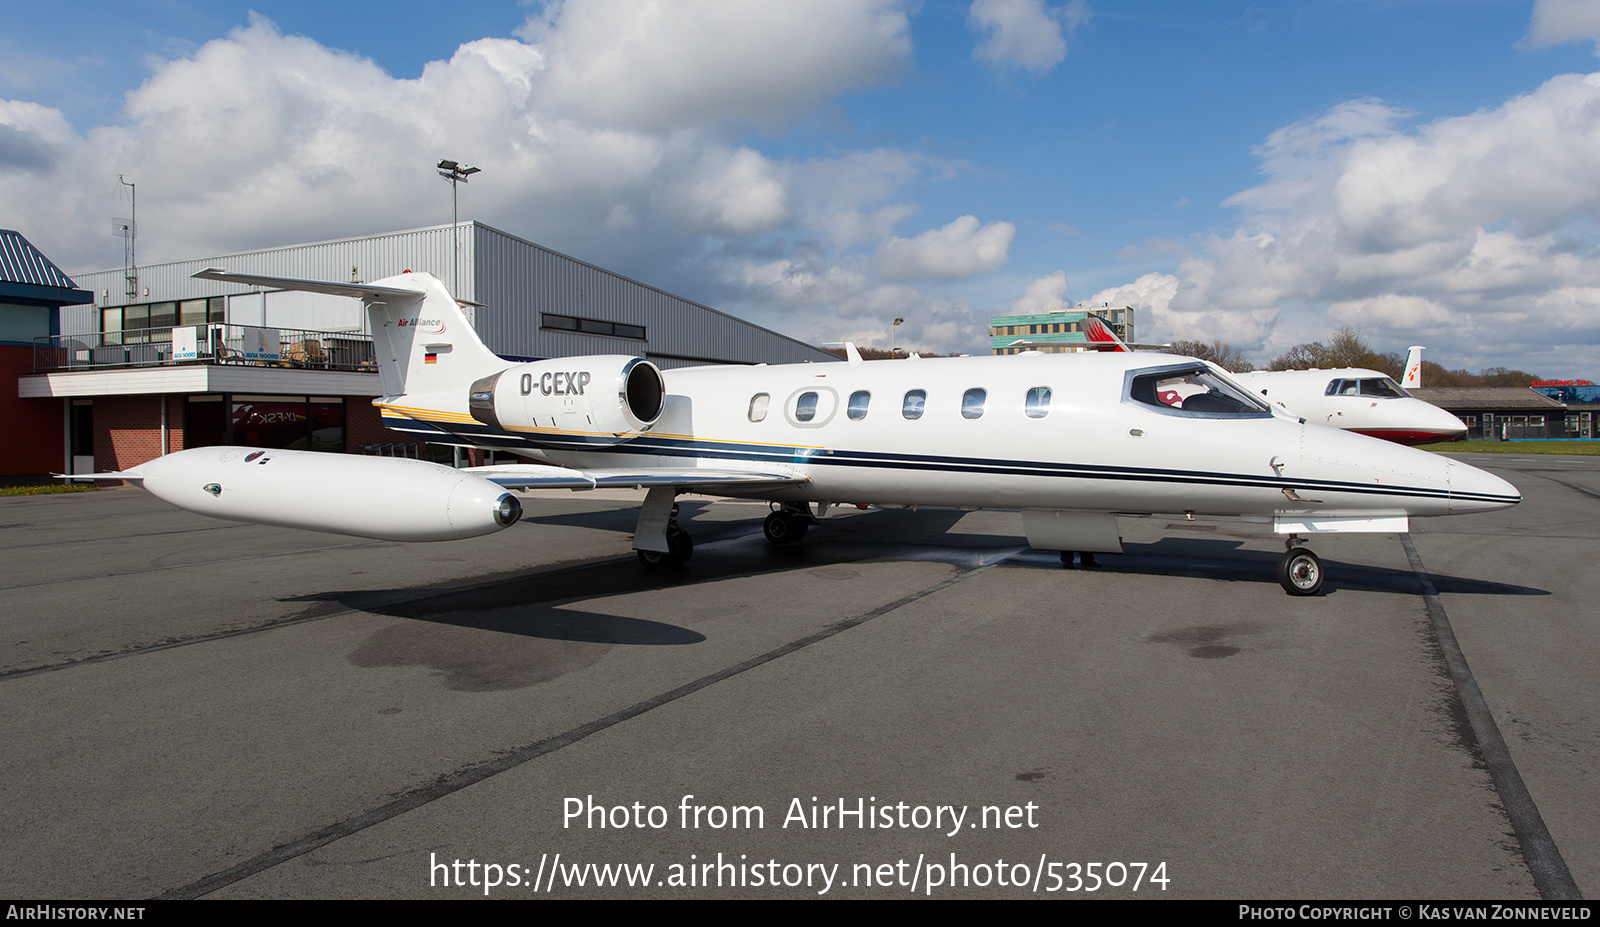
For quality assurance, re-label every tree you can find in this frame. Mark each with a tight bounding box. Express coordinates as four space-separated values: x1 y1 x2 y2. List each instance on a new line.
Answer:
1266 326 1398 375
1266 327 1540 385
1167 339 1255 373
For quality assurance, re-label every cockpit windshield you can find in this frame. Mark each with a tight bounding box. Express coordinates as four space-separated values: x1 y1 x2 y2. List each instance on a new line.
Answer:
1325 377 1410 399
1128 364 1271 416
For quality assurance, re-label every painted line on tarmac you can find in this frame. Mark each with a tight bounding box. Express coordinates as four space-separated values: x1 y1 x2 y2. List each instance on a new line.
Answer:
159 547 1024 900
1401 535 1582 901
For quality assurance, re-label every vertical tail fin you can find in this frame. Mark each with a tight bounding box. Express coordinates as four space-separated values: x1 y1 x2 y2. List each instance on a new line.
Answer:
192 268 506 399
1084 315 1130 352
362 271 505 398
1403 346 1424 389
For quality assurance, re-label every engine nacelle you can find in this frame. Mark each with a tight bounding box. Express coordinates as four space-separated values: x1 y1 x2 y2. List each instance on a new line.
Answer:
137 447 522 541
468 356 664 443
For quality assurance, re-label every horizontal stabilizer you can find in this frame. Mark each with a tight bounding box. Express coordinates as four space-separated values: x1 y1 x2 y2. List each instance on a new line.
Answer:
192 268 421 301
463 464 806 492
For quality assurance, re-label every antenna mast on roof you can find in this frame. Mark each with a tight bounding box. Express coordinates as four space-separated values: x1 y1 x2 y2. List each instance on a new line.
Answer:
114 175 136 300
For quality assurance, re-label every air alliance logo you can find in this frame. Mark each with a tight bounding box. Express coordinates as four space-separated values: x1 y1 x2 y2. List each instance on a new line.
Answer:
396 318 446 334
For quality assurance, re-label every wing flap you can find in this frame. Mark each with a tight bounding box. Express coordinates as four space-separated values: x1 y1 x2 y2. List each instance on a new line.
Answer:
463 464 805 492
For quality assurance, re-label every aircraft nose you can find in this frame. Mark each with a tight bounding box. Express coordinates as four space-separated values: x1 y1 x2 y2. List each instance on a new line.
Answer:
1446 458 1520 513
1414 402 1467 440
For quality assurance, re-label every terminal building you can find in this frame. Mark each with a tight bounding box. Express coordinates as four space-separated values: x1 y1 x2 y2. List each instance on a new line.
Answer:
10 222 835 479
990 306 1134 355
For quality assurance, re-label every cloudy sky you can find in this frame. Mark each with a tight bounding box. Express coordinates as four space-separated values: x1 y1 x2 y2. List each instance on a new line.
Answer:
5 1 1600 374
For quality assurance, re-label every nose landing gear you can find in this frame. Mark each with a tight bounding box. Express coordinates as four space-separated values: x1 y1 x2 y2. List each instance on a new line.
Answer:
1277 534 1324 596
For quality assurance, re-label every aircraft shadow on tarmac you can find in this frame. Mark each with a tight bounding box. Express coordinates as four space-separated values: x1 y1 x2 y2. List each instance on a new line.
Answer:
1010 536 1548 599
284 510 1545 654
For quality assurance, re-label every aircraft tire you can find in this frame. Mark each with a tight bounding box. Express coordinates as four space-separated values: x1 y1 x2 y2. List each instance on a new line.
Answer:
1278 547 1324 596
637 529 694 569
667 527 693 566
763 512 808 545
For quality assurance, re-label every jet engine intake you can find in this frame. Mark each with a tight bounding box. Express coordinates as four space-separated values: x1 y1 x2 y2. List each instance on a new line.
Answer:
469 355 663 442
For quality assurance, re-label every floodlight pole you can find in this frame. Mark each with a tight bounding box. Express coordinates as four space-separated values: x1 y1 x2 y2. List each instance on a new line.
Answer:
891 317 904 358
436 159 481 298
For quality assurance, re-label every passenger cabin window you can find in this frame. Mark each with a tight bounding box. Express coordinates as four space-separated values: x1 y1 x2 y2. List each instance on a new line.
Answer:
902 389 926 420
748 393 769 422
1129 366 1269 416
848 390 870 421
1025 387 1051 419
793 390 819 422
962 388 987 420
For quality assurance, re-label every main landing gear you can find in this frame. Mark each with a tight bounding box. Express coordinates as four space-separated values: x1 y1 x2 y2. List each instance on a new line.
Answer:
635 488 694 570
1277 535 1323 596
763 502 815 546
636 525 693 569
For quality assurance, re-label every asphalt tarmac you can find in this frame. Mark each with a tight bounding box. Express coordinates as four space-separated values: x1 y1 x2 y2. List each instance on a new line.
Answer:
0 452 1593 899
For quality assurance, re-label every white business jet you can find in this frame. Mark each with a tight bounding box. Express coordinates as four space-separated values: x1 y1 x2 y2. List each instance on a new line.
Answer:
1077 324 1466 446
87 270 1517 596
1233 348 1466 446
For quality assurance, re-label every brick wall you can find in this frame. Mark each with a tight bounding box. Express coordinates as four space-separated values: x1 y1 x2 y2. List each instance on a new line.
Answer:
1 345 65 477
91 394 185 473
346 398 431 453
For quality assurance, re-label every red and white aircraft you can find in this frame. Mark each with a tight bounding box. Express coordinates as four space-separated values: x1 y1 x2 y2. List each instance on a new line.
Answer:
1081 325 1466 446
83 270 1517 595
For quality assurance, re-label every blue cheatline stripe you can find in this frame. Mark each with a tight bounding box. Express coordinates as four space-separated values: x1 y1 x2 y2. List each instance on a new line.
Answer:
381 416 1518 506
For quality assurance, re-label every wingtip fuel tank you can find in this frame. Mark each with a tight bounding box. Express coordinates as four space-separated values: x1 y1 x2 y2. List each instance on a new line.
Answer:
135 447 522 541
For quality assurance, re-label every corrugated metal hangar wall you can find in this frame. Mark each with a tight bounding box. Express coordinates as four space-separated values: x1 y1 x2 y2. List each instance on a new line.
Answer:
69 223 835 368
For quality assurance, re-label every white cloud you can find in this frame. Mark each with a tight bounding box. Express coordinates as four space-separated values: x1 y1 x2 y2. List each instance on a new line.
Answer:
1008 270 1070 313
519 0 912 131
876 214 1015 280
1524 0 1600 51
0 4 1019 359
656 146 791 235
0 100 72 174
1327 294 1453 330
1093 70 1600 370
968 0 1089 75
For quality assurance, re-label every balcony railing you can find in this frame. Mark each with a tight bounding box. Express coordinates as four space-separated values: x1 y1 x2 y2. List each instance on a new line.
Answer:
34 324 377 374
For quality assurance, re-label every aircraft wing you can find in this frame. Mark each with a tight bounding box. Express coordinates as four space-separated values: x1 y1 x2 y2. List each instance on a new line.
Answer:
462 464 807 492
56 468 145 484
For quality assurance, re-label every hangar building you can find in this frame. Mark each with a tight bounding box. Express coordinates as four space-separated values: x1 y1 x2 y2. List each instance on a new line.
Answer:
15 222 835 478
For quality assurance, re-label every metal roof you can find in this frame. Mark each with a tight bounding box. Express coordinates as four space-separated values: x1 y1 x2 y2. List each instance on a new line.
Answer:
1409 387 1566 411
0 230 80 289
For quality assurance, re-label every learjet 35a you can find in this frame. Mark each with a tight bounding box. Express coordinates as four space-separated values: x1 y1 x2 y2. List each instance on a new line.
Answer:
84 269 1519 596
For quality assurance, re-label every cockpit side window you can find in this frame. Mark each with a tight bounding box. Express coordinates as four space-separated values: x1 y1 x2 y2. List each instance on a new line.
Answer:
1127 364 1271 417
1359 377 1408 399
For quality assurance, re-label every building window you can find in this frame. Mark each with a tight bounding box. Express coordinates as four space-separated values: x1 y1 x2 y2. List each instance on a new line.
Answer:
226 394 346 452
541 314 647 340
